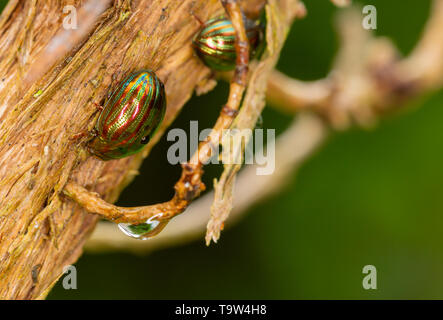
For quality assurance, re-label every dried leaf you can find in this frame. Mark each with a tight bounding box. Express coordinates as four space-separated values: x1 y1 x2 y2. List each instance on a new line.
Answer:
206 0 299 245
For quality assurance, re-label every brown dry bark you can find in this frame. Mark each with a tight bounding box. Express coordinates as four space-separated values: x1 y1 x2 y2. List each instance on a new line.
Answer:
0 0 266 299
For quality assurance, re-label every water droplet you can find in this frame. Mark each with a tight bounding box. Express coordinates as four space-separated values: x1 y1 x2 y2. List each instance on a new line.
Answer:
118 214 168 240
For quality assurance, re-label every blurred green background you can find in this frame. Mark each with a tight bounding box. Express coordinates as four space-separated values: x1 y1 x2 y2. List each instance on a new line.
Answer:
3 0 440 299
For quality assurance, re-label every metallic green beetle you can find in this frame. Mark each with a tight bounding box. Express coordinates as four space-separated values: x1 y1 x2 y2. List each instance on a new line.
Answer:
89 70 166 160
192 16 264 71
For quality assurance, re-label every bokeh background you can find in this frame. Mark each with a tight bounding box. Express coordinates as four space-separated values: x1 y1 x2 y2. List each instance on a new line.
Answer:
3 0 440 299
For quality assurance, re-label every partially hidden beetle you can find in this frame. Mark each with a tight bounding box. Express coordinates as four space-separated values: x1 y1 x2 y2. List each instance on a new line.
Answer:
89 69 166 160
192 16 264 71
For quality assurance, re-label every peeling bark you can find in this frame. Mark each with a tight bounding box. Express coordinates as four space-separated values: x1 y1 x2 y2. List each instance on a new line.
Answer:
0 0 265 299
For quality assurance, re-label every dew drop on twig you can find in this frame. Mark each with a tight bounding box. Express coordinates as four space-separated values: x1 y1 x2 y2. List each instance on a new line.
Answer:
118 214 168 240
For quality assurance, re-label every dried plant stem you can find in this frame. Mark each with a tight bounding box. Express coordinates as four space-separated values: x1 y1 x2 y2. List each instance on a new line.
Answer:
206 0 298 244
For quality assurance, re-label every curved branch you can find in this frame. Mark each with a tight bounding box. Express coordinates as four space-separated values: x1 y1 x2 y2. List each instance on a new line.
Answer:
266 70 331 112
86 113 327 253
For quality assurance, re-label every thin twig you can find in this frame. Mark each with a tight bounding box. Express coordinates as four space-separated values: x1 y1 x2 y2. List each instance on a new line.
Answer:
330 0 351 7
